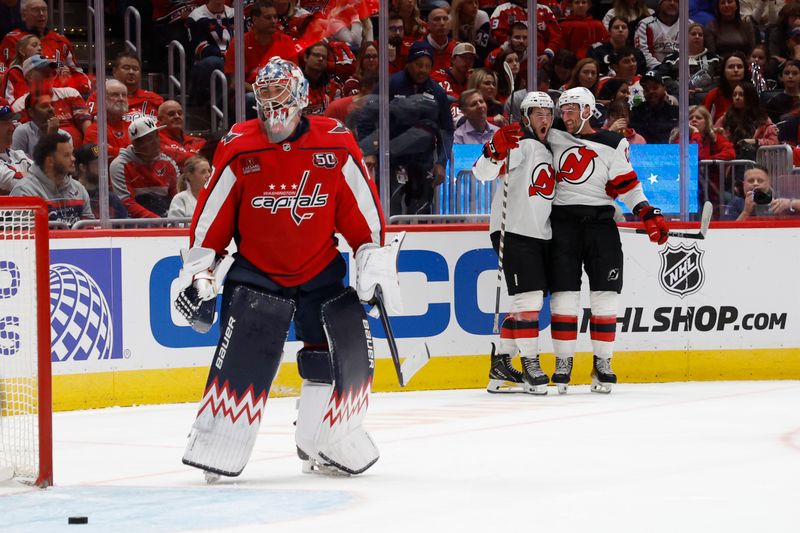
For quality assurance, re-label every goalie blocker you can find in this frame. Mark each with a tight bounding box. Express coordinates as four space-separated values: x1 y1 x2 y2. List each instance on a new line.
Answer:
182 279 378 477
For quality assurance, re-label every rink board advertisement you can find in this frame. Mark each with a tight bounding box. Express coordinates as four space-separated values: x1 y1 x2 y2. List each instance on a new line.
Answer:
38 225 800 410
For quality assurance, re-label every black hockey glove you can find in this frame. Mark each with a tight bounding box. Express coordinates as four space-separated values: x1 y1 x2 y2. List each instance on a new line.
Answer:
174 285 216 333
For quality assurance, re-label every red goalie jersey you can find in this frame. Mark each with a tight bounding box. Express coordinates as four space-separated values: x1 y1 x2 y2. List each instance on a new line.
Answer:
190 115 385 286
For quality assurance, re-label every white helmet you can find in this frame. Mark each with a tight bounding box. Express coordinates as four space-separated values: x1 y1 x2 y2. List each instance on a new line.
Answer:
557 86 597 115
253 56 309 142
520 91 554 115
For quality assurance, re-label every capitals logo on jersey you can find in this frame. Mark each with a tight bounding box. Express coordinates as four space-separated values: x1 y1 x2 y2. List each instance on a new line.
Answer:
250 170 329 225
557 146 598 184
529 162 556 200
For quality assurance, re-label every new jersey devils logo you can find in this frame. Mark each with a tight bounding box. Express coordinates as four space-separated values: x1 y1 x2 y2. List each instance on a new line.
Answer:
557 146 598 185
528 162 555 199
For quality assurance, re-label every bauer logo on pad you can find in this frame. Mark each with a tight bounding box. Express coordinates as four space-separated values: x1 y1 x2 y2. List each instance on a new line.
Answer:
658 242 705 298
50 248 124 362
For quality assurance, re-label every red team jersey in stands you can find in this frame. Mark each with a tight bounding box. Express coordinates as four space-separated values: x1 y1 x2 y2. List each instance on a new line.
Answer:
110 146 180 218
0 28 78 72
224 30 299 84
84 119 131 160
159 129 206 168
11 86 91 147
87 88 164 118
489 3 562 56
190 115 384 287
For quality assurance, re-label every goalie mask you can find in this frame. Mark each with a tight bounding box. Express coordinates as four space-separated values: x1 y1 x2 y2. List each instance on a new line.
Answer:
253 56 309 143
557 87 598 134
519 91 554 141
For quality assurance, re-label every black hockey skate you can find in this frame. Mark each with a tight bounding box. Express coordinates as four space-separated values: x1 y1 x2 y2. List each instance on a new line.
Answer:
551 356 573 395
487 343 524 393
521 356 549 395
591 356 617 394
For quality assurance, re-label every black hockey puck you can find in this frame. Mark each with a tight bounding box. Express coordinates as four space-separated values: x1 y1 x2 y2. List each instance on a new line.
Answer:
68 516 88 525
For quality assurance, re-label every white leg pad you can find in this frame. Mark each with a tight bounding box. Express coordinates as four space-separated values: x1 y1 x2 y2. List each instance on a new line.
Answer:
590 291 619 316
550 291 580 316
295 380 379 475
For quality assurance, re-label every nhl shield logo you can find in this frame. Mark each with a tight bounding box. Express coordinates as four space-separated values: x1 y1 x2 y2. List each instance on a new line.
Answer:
658 243 705 298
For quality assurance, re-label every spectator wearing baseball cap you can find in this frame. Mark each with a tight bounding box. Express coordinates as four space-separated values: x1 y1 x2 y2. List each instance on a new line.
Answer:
73 143 128 220
431 42 477 102
0 97 31 195
630 70 679 143
424 7 458 71
109 115 179 218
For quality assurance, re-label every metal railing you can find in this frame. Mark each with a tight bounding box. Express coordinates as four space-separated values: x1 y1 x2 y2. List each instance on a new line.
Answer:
86 1 95 76
698 159 755 213
210 69 229 133
167 41 188 115
72 217 192 230
123 6 142 61
757 144 794 181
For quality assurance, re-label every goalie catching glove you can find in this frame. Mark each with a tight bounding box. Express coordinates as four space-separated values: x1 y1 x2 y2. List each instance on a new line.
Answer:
635 203 669 245
355 232 405 317
174 247 233 333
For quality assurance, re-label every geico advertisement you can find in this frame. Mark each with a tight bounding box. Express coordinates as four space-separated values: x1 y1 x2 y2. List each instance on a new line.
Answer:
41 228 795 375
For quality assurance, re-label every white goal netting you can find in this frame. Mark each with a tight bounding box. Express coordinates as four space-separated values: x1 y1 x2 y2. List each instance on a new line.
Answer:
0 207 44 484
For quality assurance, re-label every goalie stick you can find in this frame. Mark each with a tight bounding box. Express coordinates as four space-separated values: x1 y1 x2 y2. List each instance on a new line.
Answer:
619 201 712 240
374 285 430 387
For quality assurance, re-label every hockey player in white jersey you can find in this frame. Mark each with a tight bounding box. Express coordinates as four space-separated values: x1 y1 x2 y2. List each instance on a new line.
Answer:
473 91 556 395
547 87 669 394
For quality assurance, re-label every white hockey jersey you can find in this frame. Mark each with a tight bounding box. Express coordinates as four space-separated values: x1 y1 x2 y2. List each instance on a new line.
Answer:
472 135 554 240
547 128 648 211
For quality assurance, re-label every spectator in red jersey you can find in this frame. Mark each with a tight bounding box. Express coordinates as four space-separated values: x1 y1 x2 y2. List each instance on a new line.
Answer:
342 41 379 96
110 115 179 218
73 143 128 219
274 0 311 38
12 55 91 147
424 7 458 72
225 1 297 118
83 80 131 161
0 0 82 77
490 0 562 66
302 42 343 115
715 81 778 160
88 52 164 118
432 42 477 102
1 34 40 102
157 99 205 168
392 0 427 42
559 0 609 59
0 99 30 195
388 13 413 74
453 88 499 144
325 72 377 133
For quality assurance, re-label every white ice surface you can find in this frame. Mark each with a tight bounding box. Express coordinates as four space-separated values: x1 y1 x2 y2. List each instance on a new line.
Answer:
2 381 800 532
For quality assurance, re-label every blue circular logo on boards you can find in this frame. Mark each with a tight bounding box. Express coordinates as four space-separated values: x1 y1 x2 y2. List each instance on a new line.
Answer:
49 263 114 361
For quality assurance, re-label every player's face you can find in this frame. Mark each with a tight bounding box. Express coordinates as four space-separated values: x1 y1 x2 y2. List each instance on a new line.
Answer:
725 57 745 82
528 108 553 141
51 141 75 176
560 103 586 134
114 58 142 89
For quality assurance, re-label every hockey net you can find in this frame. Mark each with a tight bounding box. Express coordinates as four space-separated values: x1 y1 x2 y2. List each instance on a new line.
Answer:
0 198 52 487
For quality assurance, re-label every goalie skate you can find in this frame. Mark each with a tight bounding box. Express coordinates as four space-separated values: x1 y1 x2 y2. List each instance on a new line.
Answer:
521 356 548 395
552 356 573 395
204 470 221 484
297 447 350 476
591 356 617 394
486 343 524 393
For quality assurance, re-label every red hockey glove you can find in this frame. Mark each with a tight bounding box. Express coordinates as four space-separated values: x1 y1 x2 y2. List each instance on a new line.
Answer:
485 123 523 161
638 205 669 245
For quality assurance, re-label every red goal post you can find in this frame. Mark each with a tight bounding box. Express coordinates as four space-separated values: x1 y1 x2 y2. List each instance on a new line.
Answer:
0 197 52 487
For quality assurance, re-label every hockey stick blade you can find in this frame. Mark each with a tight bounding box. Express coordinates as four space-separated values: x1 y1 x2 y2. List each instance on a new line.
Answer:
374 285 430 387
621 201 713 240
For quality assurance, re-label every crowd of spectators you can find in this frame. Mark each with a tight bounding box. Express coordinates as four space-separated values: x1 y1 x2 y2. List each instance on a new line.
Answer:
2 0 800 223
